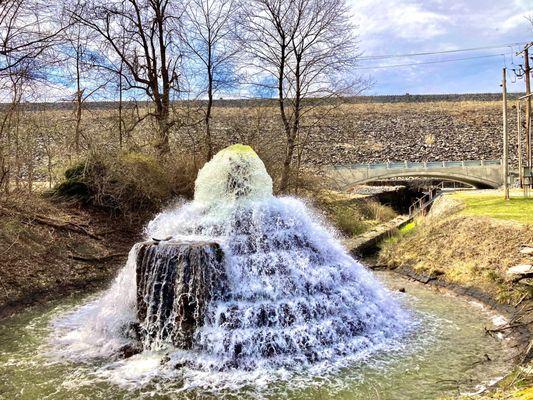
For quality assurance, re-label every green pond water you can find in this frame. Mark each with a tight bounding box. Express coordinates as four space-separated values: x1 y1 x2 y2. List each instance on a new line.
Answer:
0 271 513 400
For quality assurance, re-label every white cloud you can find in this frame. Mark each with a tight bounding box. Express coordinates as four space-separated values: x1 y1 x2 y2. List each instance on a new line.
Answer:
514 0 533 9
351 0 450 41
348 0 533 94
501 11 532 33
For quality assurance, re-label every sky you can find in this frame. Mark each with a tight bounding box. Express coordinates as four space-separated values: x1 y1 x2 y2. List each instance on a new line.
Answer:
349 0 533 94
9 0 533 102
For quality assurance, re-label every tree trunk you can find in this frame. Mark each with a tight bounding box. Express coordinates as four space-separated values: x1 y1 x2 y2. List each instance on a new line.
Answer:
0 154 8 195
118 64 123 149
14 111 20 190
156 108 171 156
154 91 171 156
74 45 82 155
205 111 213 160
205 78 214 160
47 151 52 189
74 93 82 155
277 41 292 193
280 52 302 194
205 46 214 160
27 155 33 192
153 54 171 157
280 133 296 193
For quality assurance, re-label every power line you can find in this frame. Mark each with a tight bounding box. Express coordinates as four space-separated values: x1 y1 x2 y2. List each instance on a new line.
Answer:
359 42 527 60
355 53 506 70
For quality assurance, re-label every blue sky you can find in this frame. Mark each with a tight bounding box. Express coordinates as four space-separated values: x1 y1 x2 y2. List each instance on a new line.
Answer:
349 0 533 94
17 0 533 102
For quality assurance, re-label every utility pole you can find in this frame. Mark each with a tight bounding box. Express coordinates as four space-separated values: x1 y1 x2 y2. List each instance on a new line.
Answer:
517 43 532 168
517 101 523 188
502 68 509 200
526 47 532 168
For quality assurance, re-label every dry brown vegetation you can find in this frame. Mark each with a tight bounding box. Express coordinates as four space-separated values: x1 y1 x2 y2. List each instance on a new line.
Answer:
315 191 398 236
51 151 198 217
0 194 139 317
0 97 518 199
379 196 533 305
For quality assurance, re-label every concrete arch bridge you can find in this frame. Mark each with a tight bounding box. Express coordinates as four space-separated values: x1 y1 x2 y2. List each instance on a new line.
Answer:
325 159 504 190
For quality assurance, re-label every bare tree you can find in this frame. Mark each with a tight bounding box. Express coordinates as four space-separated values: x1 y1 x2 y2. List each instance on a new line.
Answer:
69 0 185 156
0 0 64 77
182 0 239 160
0 0 64 195
0 69 22 193
241 0 362 192
112 38 143 150
59 9 111 155
0 62 39 193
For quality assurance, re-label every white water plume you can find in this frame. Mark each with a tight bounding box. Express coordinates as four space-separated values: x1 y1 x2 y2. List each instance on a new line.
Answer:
49 144 413 391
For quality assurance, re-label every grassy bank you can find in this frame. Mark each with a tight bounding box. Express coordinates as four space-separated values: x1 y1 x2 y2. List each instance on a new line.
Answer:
451 191 533 224
380 191 533 304
379 190 533 399
314 190 398 236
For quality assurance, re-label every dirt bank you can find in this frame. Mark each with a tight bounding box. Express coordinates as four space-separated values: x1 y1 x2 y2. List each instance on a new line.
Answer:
378 192 533 398
0 195 141 319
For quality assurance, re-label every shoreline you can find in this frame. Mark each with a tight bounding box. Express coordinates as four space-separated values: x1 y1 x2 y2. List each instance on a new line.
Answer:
364 261 531 397
364 254 531 360
0 197 141 321
0 272 116 320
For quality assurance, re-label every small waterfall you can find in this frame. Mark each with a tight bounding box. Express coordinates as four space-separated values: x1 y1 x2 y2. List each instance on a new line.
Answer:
136 241 227 350
51 144 412 389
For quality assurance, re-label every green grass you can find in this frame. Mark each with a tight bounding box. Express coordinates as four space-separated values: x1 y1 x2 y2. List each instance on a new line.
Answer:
399 221 416 234
449 191 533 224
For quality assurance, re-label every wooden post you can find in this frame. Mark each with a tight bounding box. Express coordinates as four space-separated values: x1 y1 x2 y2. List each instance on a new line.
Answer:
517 101 523 188
502 68 509 200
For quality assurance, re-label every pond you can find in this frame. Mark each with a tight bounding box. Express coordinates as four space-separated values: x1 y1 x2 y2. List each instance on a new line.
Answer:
0 271 513 400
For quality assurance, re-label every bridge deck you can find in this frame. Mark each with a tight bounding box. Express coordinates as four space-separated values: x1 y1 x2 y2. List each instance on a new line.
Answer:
327 159 504 189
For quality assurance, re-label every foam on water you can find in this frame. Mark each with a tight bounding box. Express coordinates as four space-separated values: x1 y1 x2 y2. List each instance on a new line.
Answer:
49 144 413 392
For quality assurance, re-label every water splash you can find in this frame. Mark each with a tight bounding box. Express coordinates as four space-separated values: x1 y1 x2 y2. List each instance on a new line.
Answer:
194 144 273 205
50 144 413 392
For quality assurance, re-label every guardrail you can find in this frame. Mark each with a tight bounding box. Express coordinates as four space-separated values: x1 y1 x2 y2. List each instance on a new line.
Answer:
333 159 501 171
408 181 456 217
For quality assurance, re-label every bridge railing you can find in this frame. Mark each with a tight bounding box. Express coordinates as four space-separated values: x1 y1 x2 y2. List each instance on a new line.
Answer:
408 181 456 217
333 159 501 171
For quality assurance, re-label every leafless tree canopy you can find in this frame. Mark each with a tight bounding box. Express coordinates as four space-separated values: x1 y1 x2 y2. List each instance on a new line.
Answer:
69 0 187 154
182 0 240 159
0 0 363 194
240 0 362 191
0 0 63 78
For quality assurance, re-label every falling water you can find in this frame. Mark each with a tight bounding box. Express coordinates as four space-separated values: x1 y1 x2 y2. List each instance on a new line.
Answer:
50 144 413 391
135 239 227 350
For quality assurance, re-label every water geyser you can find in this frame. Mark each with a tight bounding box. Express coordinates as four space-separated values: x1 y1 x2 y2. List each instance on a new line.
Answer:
52 144 411 388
